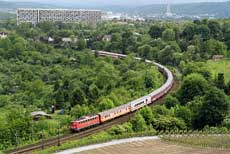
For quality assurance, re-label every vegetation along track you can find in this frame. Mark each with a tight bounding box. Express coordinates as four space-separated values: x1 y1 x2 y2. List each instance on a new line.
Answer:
5 51 175 154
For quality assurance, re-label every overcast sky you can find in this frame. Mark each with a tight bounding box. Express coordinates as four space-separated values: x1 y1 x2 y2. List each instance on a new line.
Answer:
3 0 228 5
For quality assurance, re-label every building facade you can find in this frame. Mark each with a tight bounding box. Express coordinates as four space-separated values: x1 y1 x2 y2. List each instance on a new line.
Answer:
17 8 102 25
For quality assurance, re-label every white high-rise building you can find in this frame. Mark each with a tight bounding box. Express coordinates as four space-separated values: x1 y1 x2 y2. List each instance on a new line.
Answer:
17 8 102 25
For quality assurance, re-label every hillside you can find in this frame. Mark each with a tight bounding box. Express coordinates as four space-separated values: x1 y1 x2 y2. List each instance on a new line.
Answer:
0 11 15 20
1 1 230 18
172 1 230 17
106 1 230 18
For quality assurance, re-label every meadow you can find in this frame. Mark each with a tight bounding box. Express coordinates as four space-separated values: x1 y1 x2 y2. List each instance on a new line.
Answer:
206 59 230 83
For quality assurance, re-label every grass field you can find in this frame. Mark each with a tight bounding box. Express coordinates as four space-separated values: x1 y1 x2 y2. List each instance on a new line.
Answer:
206 59 230 83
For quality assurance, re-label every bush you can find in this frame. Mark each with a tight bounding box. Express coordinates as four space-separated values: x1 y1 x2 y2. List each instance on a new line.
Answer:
152 115 187 131
165 95 179 109
131 113 148 132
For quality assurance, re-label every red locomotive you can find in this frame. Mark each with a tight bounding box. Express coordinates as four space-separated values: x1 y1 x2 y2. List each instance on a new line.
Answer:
71 115 100 131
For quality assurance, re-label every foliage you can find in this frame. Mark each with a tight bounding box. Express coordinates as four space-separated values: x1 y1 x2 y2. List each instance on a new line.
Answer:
174 105 192 128
148 24 163 39
179 73 208 104
206 60 230 83
180 62 211 80
108 122 133 135
0 27 165 149
1 18 230 150
193 87 229 129
152 115 187 131
131 113 148 132
162 29 175 42
165 95 180 109
139 107 153 125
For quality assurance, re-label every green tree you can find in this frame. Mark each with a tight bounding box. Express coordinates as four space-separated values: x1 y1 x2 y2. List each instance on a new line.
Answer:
196 24 210 41
162 29 175 41
108 33 122 52
92 41 104 50
208 20 222 40
182 62 211 80
16 23 32 36
99 98 114 110
131 113 147 132
152 115 186 131
184 45 201 61
88 83 100 100
158 45 179 66
152 105 172 117
144 69 157 89
225 81 230 95
0 37 11 51
179 73 208 104
108 122 133 135
215 73 225 90
174 105 192 127
139 107 153 125
77 38 86 50
182 23 195 41
138 44 154 59
70 104 90 119
194 87 229 129
149 25 163 39
121 30 136 53
37 21 55 32
165 95 179 109
205 39 227 56
71 88 87 107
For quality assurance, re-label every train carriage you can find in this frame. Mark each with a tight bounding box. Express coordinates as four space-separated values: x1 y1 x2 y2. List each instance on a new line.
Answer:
70 115 100 131
70 50 174 133
97 51 126 59
149 64 174 102
130 96 151 111
99 103 131 123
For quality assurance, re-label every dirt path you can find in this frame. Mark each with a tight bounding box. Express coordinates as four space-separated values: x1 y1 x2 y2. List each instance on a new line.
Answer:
55 136 230 154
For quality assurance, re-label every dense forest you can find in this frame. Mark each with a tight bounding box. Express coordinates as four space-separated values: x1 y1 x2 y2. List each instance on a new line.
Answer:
0 18 230 151
0 21 164 150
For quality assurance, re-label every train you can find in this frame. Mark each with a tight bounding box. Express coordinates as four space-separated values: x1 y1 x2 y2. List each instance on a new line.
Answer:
70 51 174 132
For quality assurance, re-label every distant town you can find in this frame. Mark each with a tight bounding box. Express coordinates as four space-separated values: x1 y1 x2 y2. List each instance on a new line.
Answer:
102 3 216 22
16 3 218 25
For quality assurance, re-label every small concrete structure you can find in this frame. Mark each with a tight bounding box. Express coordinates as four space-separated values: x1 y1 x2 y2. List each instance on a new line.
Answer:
102 35 112 41
0 32 8 39
48 37 54 43
31 111 51 120
212 55 224 61
62 37 78 43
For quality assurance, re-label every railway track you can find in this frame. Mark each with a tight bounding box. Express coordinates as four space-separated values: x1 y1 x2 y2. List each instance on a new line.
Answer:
5 94 174 154
5 109 134 154
5 90 177 154
4 51 176 154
